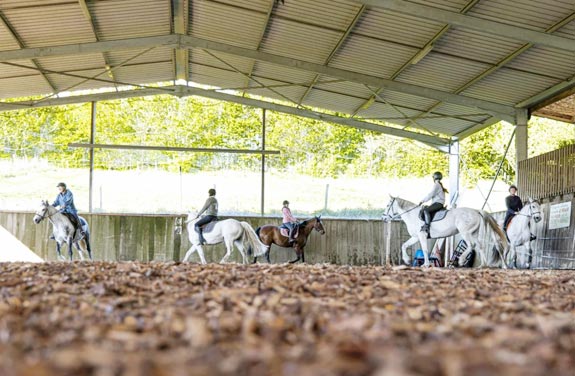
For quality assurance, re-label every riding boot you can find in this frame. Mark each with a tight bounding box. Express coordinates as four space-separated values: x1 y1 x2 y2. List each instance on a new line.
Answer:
530 233 537 241
197 230 207 245
421 211 431 237
288 227 296 244
49 233 55 240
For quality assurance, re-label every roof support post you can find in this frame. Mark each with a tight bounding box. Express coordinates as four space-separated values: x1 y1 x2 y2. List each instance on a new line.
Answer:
449 140 460 208
515 109 529 181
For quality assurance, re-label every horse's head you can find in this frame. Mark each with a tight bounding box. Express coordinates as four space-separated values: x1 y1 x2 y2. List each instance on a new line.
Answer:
314 215 326 235
33 200 51 224
526 198 542 223
382 195 399 222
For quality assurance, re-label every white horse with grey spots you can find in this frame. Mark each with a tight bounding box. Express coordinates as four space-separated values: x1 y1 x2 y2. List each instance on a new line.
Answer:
33 200 93 261
504 199 542 269
182 213 268 264
382 196 508 268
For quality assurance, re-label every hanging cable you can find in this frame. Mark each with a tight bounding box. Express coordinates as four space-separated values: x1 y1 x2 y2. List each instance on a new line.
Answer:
481 128 516 210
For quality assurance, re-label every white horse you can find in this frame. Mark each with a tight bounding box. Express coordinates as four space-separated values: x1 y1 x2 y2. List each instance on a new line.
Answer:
33 200 93 261
182 214 268 264
504 199 542 269
382 196 508 267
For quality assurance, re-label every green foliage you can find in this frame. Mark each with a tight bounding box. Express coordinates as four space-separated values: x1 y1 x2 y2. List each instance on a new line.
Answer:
0 95 573 182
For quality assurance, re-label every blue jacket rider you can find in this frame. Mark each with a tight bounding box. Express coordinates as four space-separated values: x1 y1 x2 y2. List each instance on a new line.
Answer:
53 182 85 237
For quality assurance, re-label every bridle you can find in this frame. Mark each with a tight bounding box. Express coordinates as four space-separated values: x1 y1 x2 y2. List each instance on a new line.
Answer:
314 217 325 234
34 205 56 222
382 197 420 222
516 201 542 223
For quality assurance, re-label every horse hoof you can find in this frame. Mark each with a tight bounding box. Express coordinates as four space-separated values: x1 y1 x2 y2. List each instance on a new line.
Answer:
289 259 299 264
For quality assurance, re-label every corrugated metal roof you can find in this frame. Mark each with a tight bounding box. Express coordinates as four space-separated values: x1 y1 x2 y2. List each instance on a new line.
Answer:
396 53 491 92
462 69 562 105
0 0 574 141
89 0 170 40
329 34 418 79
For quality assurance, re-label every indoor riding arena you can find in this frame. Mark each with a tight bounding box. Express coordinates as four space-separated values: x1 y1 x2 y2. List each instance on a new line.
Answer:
1 1 574 375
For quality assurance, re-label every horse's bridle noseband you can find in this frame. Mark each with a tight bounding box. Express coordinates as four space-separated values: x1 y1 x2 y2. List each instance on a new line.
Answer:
383 197 420 222
517 202 542 222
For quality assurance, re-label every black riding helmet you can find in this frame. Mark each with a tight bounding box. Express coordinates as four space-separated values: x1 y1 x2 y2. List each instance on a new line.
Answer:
432 171 443 181
56 182 67 189
208 188 216 196
283 200 289 205
509 184 518 192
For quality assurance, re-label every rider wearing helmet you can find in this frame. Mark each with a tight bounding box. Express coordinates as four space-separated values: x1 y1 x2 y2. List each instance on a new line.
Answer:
419 172 448 236
281 200 298 243
503 184 523 231
52 182 86 238
195 188 218 245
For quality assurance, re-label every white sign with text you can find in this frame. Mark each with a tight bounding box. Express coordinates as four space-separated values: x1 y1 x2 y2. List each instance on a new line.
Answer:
548 201 571 230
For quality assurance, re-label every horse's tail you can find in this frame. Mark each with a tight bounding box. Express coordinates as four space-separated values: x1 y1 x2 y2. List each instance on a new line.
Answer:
480 211 508 266
240 222 268 257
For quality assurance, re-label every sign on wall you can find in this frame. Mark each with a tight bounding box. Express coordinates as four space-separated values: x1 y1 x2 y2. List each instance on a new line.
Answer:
548 201 572 230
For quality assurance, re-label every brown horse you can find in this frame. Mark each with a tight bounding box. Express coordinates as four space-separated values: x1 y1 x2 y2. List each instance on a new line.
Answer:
252 216 325 263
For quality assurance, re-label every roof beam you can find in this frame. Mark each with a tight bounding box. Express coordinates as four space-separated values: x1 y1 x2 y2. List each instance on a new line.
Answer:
401 9 575 129
297 5 367 106
0 11 57 93
353 0 575 52
178 34 517 122
243 0 276 93
452 116 501 140
0 33 517 122
172 0 189 82
69 143 280 155
78 0 117 83
0 85 450 148
0 35 178 62
517 73 575 109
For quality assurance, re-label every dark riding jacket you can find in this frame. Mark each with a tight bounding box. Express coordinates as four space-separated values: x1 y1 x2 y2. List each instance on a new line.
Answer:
505 195 523 215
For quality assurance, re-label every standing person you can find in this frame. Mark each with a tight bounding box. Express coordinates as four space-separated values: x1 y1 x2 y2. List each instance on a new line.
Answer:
53 182 85 238
195 188 218 245
281 200 298 243
419 171 448 236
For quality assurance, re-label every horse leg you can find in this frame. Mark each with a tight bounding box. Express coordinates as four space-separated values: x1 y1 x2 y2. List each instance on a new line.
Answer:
265 249 271 263
289 244 301 264
67 237 74 261
56 242 64 261
417 233 431 267
85 236 93 260
234 240 248 264
196 245 207 264
301 249 305 263
220 240 234 263
525 242 532 269
75 242 85 261
401 236 419 265
183 245 197 262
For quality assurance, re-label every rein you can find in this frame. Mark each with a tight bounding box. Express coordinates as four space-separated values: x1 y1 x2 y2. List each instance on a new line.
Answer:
384 197 421 221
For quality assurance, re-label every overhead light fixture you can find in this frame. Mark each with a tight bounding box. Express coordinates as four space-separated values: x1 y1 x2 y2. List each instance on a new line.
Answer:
105 64 114 79
411 43 434 65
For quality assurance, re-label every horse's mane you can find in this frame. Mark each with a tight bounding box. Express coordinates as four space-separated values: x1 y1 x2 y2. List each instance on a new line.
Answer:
394 197 417 208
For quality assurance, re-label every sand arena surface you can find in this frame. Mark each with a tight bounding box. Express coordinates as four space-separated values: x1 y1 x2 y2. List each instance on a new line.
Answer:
0 262 573 376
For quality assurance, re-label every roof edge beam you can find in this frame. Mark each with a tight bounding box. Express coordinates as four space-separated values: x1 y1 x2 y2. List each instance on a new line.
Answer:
177 34 517 122
516 75 575 109
0 35 178 62
0 86 449 147
353 0 575 52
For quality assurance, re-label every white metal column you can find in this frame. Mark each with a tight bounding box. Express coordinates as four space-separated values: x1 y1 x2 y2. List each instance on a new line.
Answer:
515 109 528 188
449 140 460 208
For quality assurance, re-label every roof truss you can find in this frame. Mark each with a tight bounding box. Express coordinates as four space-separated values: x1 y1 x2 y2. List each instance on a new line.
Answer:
0 34 517 122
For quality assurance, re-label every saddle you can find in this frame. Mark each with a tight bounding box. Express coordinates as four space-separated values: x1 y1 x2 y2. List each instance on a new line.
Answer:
198 219 218 232
418 207 448 222
62 213 87 238
279 222 300 238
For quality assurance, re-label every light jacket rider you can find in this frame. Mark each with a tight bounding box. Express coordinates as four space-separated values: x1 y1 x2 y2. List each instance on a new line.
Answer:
195 189 218 245
419 172 448 236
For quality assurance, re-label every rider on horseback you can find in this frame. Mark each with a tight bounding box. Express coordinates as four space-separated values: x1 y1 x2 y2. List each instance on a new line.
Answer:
281 200 298 244
419 172 448 237
52 182 86 238
194 188 218 245
503 184 536 241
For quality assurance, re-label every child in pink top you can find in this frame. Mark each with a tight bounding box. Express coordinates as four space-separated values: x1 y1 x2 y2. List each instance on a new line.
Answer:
282 200 298 243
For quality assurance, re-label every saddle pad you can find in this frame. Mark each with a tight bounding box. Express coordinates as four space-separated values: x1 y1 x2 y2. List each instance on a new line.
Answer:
432 209 448 222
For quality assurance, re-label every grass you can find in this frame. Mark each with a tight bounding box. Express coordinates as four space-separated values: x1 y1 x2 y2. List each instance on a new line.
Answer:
0 159 510 217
